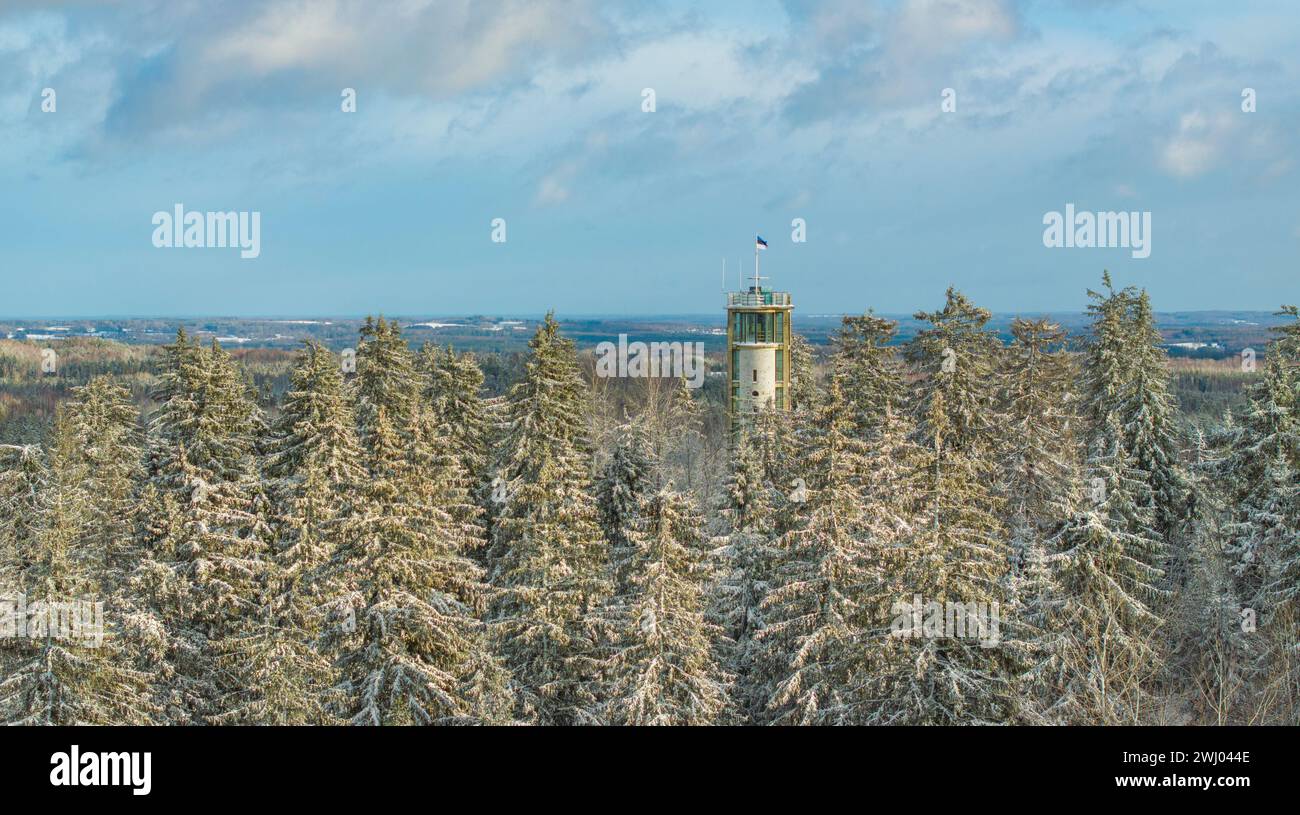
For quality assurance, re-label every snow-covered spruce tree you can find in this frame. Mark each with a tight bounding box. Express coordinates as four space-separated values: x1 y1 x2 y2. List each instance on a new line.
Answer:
49 377 172 725
667 374 705 492
262 342 366 586
408 401 498 579
788 332 818 415
1236 451 1300 723
750 402 810 537
597 414 656 592
904 288 1008 551
999 521 1069 724
992 318 1079 719
1218 306 1300 600
905 288 1004 458
1166 429 1256 725
131 332 270 724
859 289 1018 725
1118 290 1189 542
414 343 497 568
998 318 1079 532
1082 272 1133 433
488 313 611 725
0 443 49 702
355 317 420 452
834 312 907 437
1083 275 1188 544
708 428 778 722
599 487 730 725
0 409 154 724
420 343 492 490
51 376 144 590
0 443 47 582
831 312 927 533
757 376 884 725
410 403 514 723
320 403 510 725
217 342 364 724
1206 313 1300 721
1049 417 1166 724
865 420 1015 723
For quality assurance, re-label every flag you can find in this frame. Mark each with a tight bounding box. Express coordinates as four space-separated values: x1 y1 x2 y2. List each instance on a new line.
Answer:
755 235 768 250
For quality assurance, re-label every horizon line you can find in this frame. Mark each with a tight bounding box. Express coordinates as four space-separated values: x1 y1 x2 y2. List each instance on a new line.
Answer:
0 308 1292 322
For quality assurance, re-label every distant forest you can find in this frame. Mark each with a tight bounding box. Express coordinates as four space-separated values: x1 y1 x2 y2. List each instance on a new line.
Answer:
0 273 1296 725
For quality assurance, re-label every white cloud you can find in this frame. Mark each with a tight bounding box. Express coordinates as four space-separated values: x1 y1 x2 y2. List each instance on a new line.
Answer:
200 0 608 97
895 0 1018 55
536 161 578 206
1160 109 1236 178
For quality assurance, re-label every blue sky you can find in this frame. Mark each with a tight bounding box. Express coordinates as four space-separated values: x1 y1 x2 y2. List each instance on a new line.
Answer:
0 0 1296 317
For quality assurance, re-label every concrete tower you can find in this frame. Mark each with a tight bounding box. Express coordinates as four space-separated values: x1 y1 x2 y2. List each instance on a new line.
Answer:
726 247 793 432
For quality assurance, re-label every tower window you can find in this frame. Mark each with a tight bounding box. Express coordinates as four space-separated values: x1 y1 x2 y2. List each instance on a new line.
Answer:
752 369 757 382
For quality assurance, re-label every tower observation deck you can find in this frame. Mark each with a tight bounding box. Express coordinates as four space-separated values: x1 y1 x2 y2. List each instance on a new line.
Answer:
726 285 793 431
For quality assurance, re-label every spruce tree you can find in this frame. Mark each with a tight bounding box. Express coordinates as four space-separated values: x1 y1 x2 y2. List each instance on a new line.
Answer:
994 318 1079 717
758 377 882 725
596 415 656 591
1000 525 1069 723
0 410 154 724
832 312 927 532
1083 274 1188 543
998 318 1079 531
600 487 729 725
1082 272 1133 433
355 317 420 453
789 332 817 414
1239 452 1300 723
321 405 509 724
0 443 47 583
132 333 269 723
865 433 1013 724
709 429 778 723
906 288 1004 457
1049 419 1166 724
863 289 1015 725
488 314 611 724
0 444 50 711
834 312 906 437
749 402 808 537
52 377 144 588
1119 291 1188 540
1218 306 1300 597
420 344 492 489
219 342 362 724
1168 432 1255 725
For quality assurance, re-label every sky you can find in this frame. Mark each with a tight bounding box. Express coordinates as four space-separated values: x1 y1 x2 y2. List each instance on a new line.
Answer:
0 0 1296 317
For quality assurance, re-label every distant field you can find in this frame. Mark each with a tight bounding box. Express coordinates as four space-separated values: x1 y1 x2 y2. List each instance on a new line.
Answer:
1 310 1289 354
1 310 1280 444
